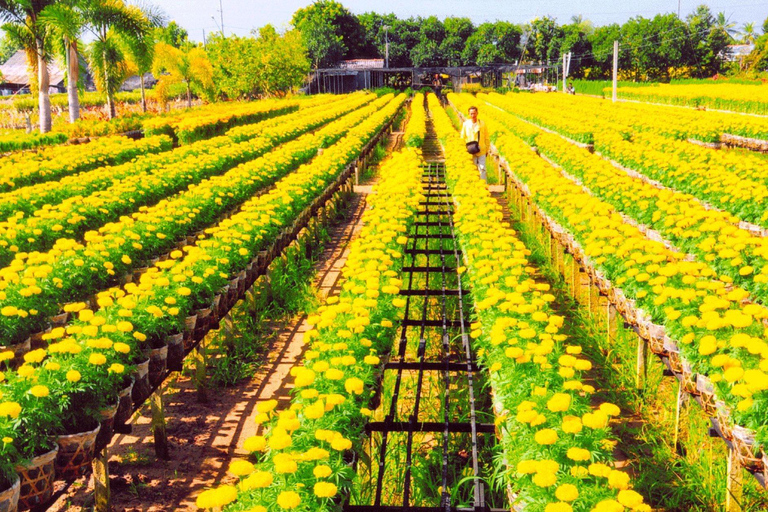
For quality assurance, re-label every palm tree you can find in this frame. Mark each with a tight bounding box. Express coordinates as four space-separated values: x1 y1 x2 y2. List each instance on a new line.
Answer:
740 21 757 44
715 12 738 41
0 0 57 133
79 0 151 118
121 1 166 112
40 0 84 122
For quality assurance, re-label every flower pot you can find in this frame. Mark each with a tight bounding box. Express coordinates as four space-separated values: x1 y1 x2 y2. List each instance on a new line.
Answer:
131 357 151 405
681 361 698 395
114 378 135 433
94 402 119 454
1 337 30 364
51 312 68 328
697 374 717 416
663 338 683 374
148 343 168 387
183 315 198 349
0 476 19 512
732 425 763 471
194 308 212 341
55 423 101 481
716 400 734 441
15 446 57 511
166 333 185 372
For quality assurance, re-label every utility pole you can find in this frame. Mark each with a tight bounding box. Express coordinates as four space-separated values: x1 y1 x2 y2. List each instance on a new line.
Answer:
383 25 390 68
219 0 225 36
202 29 207 48
612 40 619 102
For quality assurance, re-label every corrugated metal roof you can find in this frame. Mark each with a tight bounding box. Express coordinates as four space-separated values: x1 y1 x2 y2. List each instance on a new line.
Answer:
0 50 66 86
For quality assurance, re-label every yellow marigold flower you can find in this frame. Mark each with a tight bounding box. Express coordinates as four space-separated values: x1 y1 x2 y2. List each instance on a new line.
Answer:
0 402 21 418
242 435 266 452
0 351 14 362
313 464 333 478
114 342 131 354
29 385 49 398
591 499 624 512
345 377 364 395
582 411 609 429
545 503 573 512
277 490 301 509
23 349 47 364
546 393 571 412
268 433 291 450
314 481 338 498
532 471 557 487
566 447 591 461
304 400 325 420
228 459 254 477
239 470 272 490
607 469 631 490
617 489 644 508
273 453 298 474
256 399 278 414
599 403 620 416
534 428 558 445
555 483 579 501
66 370 81 383
331 436 352 451
108 364 125 374
588 463 612 478
195 485 237 509
89 353 107 366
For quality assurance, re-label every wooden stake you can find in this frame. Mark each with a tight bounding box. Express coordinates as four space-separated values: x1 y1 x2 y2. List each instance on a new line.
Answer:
151 386 170 460
726 446 744 512
672 379 688 452
635 336 647 390
195 340 208 403
93 449 110 512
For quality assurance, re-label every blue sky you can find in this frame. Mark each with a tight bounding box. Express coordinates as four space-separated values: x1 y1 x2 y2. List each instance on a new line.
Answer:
154 0 768 41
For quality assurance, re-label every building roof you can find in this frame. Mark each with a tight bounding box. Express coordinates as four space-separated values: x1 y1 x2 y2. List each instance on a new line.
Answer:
0 50 66 87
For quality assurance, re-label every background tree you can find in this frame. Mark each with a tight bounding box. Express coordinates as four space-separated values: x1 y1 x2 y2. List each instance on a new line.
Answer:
0 0 56 132
0 30 19 63
462 21 521 65
687 5 731 77
155 19 186 47
526 16 563 64
559 19 592 76
292 0 364 67
410 16 445 67
740 22 757 44
122 1 166 112
80 0 153 118
439 17 473 66
152 41 211 107
40 1 83 122
587 23 623 78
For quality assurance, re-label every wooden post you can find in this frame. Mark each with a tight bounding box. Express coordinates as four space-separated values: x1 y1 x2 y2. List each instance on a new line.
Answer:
612 40 619 103
151 386 170 460
195 340 208 403
726 446 744 512
635 336 647 390
93 449 110 512
672 379 688 452
606 302 617 348
571 257 579 299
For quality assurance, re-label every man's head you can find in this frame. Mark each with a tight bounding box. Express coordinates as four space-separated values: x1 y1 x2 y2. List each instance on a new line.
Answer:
468 106 478 122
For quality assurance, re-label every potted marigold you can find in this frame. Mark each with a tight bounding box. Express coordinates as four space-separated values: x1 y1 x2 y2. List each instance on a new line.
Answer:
0 423 20 512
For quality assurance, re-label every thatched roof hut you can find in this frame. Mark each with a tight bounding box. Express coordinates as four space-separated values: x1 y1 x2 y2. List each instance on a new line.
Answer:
0 50 66 95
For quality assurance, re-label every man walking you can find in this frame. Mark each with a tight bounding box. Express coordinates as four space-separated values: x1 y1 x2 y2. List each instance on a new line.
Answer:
460 106 491 182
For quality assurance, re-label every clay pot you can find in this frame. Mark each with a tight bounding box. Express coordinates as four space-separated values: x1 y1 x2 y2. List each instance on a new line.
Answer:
94 403 119 454
114 378 135 434
194 308 212 340
131 356 151 405
0 476 19 512
55 423 101 481
15 446 57 511
148 343 168 387
183 315 198 349
166 333 185 372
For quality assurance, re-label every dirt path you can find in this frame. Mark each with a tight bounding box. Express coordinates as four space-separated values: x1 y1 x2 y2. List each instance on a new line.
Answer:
47 186 373 512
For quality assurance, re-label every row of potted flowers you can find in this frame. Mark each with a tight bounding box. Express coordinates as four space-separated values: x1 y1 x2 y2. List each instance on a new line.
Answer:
0 95 368 267
403 93 426 148
0 93 384 354
0 135 173 221
453 93 768 478
0 131 68 155
482 93 768 230
0 132 175 195
429 92 649 512
195 146 425 512
481 90 768 147
0 94 406 512
467 92 768 322
143 98 300 145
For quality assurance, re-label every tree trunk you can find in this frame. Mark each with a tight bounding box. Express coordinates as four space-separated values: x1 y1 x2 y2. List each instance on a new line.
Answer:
102 42 116 119
37 38 51 133
186 81 192 108
65 37 80 123
140 74 147 112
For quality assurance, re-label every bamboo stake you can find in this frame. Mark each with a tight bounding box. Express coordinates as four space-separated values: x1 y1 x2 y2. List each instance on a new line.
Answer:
195 339 208 403
93 449 110 512
635 336 647 390
151 386 169 460
726 447 744 512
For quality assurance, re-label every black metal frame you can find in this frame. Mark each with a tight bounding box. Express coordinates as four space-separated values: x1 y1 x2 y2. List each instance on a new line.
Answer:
345 163 495 512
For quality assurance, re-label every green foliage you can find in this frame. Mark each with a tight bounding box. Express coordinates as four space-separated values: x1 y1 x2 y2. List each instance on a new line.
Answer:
155 20 188 48
463 21 521 65
292 0 364 68
206 27 309 100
